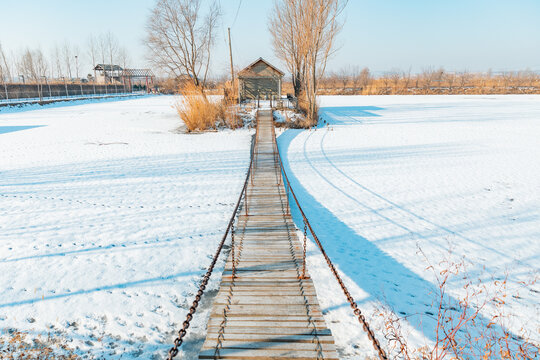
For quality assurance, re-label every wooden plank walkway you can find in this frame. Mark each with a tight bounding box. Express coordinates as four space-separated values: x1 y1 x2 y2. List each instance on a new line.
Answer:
198 110 339 359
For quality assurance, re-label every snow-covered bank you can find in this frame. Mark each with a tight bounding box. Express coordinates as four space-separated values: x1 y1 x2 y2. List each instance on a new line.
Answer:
0 96 252 358
278 95 540 358
0 94 148 115
2 94 538 359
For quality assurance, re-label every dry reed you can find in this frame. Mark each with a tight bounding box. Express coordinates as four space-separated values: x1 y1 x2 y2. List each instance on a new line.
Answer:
174 82 244 132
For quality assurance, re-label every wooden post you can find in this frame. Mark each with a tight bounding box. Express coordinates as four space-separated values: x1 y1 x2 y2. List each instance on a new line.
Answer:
228 28 236 103
63 77 69 97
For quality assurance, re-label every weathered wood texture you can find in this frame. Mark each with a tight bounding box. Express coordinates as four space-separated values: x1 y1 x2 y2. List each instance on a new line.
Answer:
238 58 283 101
199 110 338 359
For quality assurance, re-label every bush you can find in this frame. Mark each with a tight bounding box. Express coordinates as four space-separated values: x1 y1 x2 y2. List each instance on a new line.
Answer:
376 246 539 359
174 82 242 132
174 82 220 132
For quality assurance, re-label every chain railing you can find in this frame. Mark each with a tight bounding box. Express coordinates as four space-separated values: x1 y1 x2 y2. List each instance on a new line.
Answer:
166 126 257 359
272 124 389 360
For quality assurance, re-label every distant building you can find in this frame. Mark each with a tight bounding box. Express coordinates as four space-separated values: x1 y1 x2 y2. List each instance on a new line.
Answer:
238 58 284 102
91 65 155 92
93 64 123 84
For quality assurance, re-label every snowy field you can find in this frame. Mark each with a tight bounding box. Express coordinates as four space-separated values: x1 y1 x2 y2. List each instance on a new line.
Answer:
278 95 540 358
1 95 539 359
0 96 252 358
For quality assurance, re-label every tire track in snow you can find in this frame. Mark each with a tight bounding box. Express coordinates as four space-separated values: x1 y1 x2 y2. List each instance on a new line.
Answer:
317 127 536 270
301 128 427 242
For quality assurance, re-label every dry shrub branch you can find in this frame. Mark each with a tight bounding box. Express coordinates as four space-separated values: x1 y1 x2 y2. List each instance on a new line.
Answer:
376 246 539 359
0 330 82 359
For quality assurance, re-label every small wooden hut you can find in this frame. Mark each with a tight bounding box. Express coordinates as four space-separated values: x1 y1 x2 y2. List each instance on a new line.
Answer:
238 58 284 102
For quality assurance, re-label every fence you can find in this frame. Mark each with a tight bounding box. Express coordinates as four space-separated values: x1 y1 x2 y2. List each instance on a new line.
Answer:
241 96 297 109
0 83 135 104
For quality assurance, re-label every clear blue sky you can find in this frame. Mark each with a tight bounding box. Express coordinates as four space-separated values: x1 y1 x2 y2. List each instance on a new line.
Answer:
1 0 539 77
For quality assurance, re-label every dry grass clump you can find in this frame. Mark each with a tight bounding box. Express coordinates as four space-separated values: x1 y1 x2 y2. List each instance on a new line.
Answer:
0 330 82 359
273 108 312 129
313 67 540 96
174 82 220 132
174 82 242 132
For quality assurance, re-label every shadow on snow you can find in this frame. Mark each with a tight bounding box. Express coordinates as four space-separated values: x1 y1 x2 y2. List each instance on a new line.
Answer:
277 106 520 346
0 125 46 135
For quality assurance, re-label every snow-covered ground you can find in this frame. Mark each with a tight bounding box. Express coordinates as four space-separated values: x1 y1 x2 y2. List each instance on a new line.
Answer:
278 95 540 358
0 96 252 358
1 94 539 359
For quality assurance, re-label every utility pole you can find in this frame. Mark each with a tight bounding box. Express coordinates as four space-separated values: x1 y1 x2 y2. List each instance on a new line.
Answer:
228 27 236 103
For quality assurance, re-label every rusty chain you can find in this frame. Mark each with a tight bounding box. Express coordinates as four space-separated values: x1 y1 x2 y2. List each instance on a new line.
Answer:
300 222 309 279
272 125 389 360
231 223 236 276
166 132 256 359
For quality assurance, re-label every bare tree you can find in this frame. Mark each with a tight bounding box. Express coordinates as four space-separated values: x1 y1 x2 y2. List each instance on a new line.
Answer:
72 44 81 80
20 50 36 83
62 41 73 79
52 44 63 79
87 35 98 88
0 42 12 83
381 72 391 94
0 42 11 99
421 67 438 91
269 0 306 97
118 46 130 91
270 0 346 124
146 0 220 89
458 70 472 89
118 46 130 70
388 69 401 94
357 67 371 93
302 0 346 123
105 32 119 92
336 67 349 92
35 49 49 79
35 49 49 97
434 67 445 88
346 66 358 93
402 67 412 92
97 34 109 91
445 71 456 91
324 71 339 92
19 49 48 99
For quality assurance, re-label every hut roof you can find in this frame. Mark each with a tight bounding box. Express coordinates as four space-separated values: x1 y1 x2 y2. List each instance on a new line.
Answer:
121 69 155 78
238 58 284 78
94 64 123 71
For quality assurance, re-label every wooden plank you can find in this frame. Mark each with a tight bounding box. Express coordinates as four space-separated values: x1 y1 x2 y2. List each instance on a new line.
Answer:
201 340 336 352
205 327 332 336
199 348 338 359
213 296 321 305
198 111 339 359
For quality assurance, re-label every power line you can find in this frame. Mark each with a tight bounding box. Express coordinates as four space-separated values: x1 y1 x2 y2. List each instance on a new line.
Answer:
231 0 242 28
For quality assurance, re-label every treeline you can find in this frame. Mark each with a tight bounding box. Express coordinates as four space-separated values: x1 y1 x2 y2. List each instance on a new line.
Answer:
312 66 540 95
0 32 130 85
